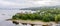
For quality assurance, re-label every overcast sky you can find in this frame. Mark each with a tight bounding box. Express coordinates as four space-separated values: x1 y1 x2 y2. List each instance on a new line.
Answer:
0 0 60 8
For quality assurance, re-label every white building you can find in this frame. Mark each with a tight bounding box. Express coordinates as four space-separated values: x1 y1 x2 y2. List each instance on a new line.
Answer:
18 10 36 14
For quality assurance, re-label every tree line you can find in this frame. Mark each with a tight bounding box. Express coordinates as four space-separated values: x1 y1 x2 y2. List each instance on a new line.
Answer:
12 8 60 22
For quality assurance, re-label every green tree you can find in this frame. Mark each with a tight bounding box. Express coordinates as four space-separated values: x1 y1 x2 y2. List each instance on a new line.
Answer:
42 13 50 22
55 14 60 23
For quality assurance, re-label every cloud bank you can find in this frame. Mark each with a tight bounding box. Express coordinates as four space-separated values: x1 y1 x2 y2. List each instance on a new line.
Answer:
0 0 60 8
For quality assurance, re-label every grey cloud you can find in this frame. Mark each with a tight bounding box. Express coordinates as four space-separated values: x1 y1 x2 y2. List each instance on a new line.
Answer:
0 0 60 8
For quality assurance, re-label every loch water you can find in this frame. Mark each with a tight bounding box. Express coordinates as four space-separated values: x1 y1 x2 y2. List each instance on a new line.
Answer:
0 10 32 26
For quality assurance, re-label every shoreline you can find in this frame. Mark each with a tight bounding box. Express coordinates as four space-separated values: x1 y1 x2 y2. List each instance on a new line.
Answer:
6 19 56 25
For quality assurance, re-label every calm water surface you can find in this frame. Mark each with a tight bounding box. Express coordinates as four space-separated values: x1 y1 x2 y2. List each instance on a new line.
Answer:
0 10 31 26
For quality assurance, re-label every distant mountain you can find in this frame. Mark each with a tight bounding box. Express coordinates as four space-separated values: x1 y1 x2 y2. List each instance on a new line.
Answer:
20 5 60 11
0 5 60 10
0 8 21 10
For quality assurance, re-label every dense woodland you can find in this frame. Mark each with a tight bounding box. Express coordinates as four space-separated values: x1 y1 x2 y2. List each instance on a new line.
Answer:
12 8 60 22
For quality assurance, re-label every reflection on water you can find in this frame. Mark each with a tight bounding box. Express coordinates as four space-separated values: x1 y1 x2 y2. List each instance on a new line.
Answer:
0 10 19 26
0 20 31 26
12 21 19 25
0 10 31 26
0 21 16 26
